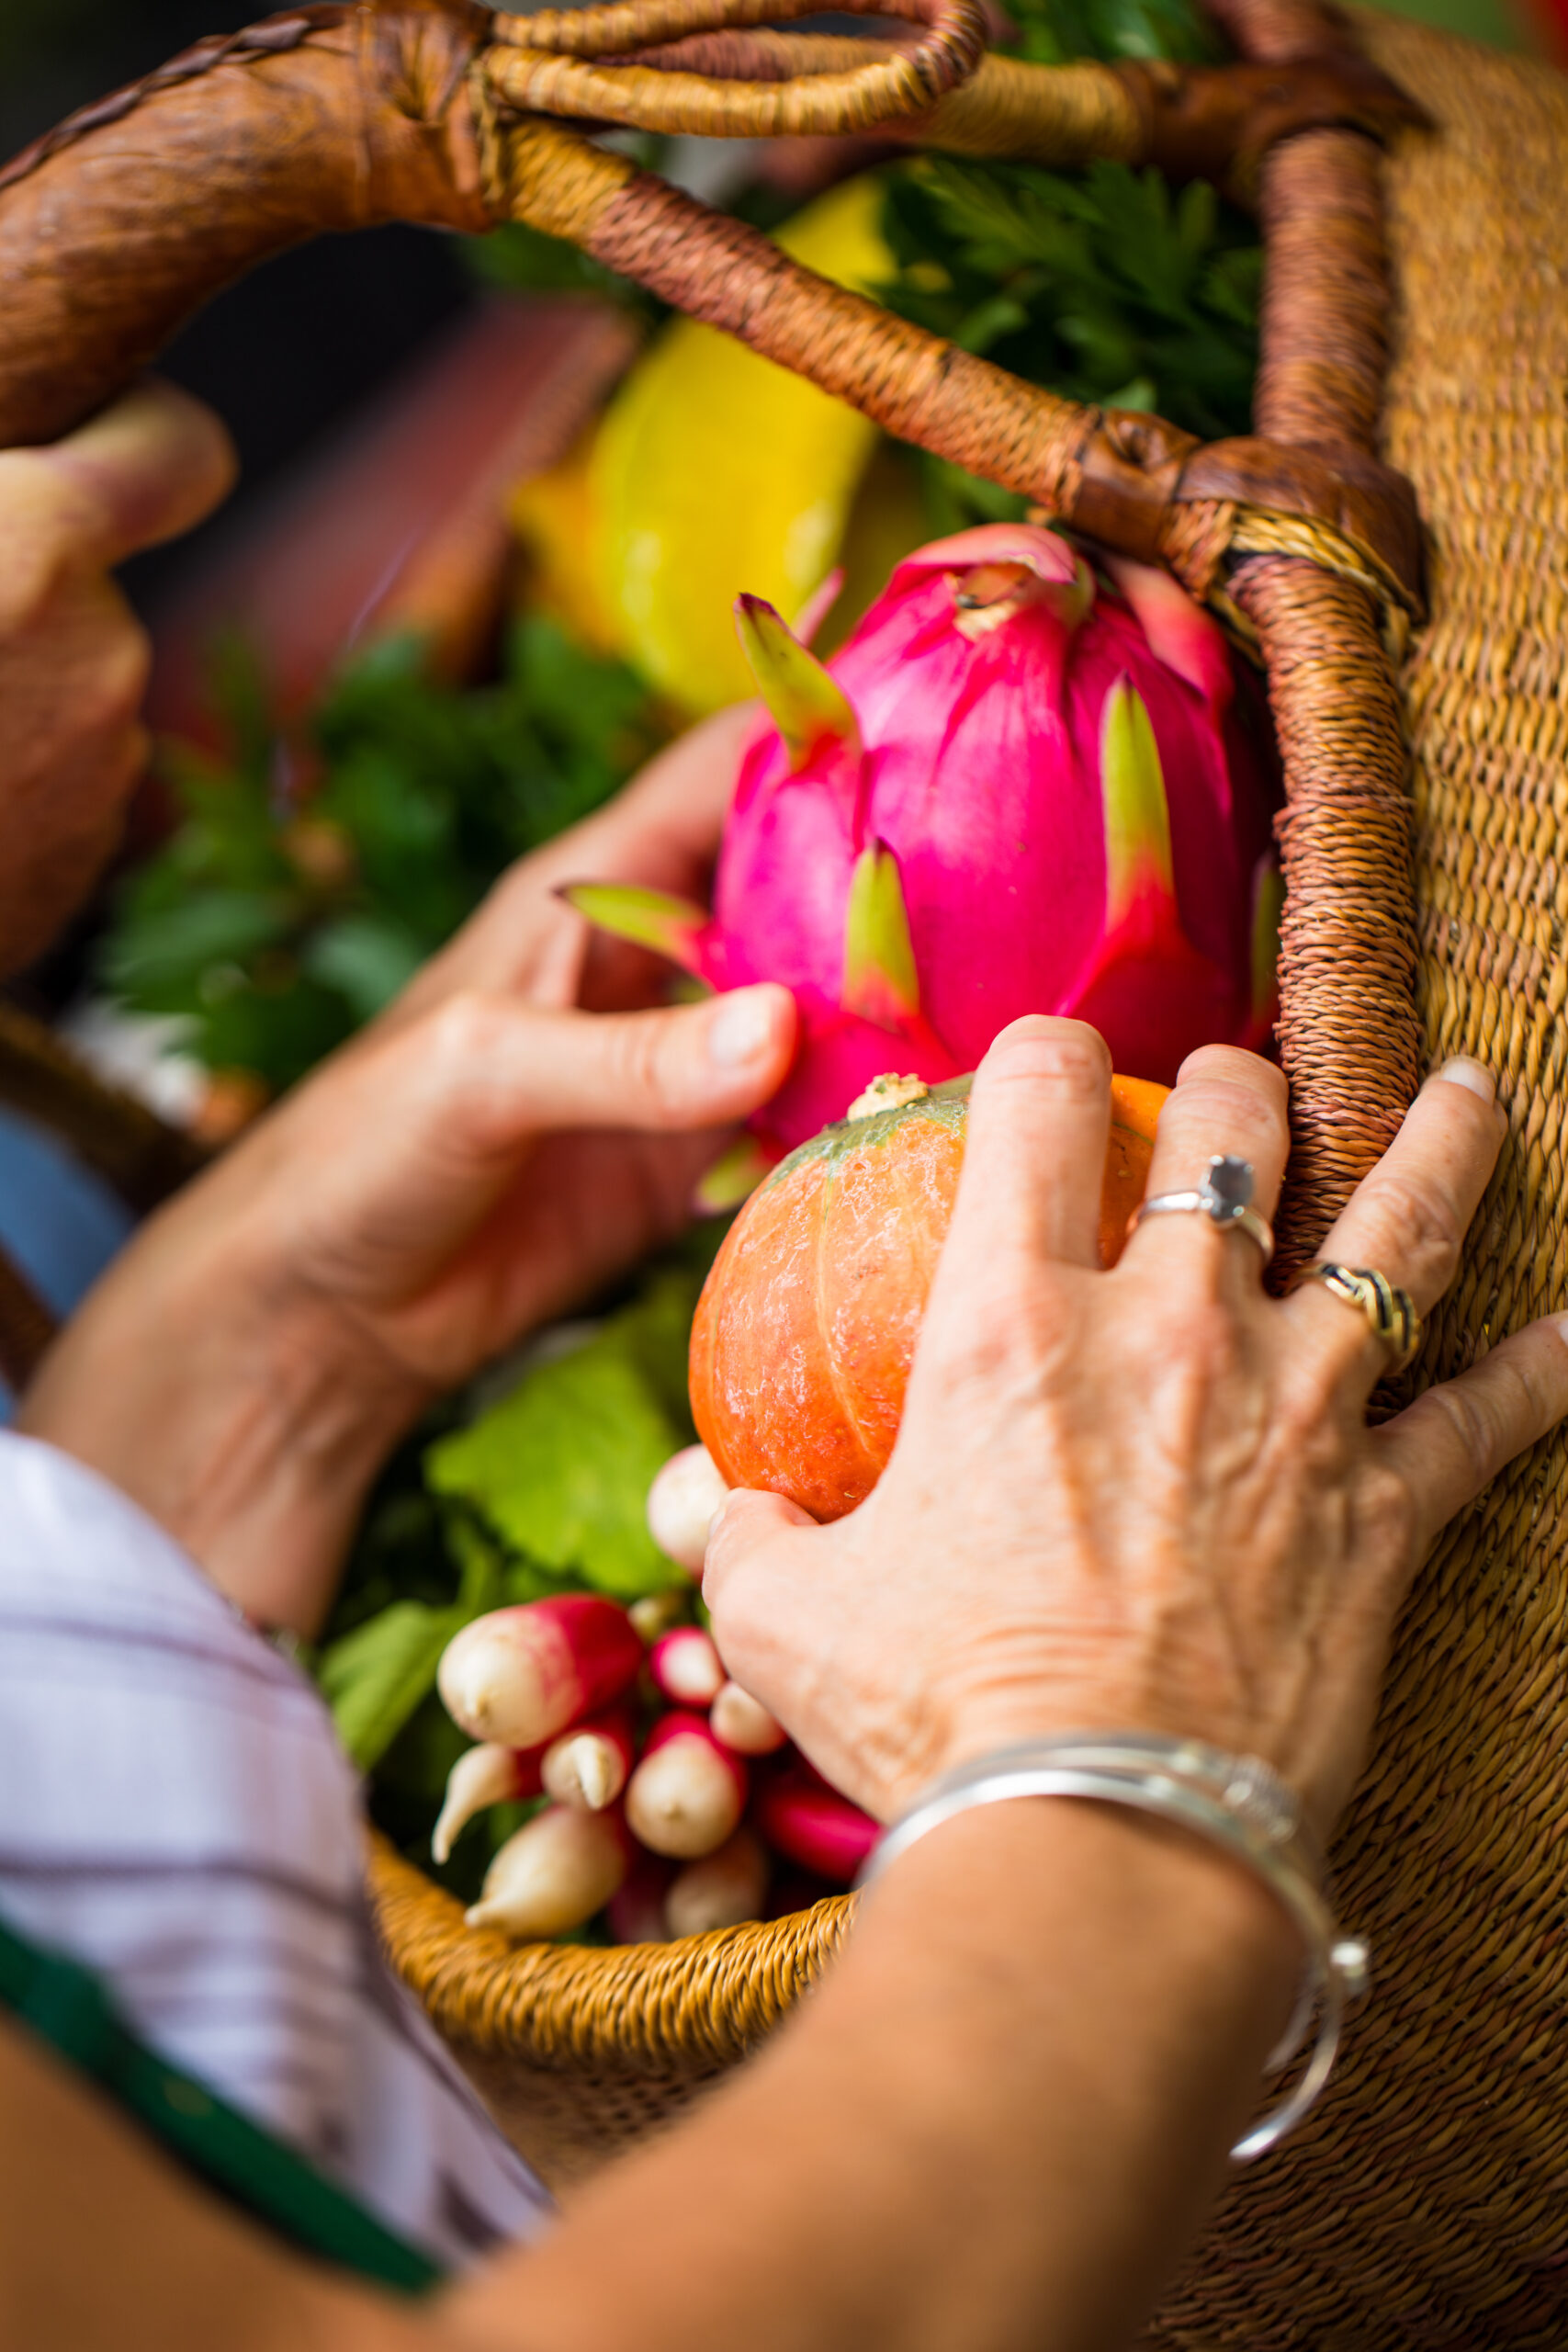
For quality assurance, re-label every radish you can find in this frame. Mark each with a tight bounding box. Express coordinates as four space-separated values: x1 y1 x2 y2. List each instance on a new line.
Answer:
665 1828 771 1939
625 1712 749 1860
431 1740 545 1865
465 1805 628 1940
606 1849 675 1945
754 1762 878 1884
628 1589 689 1645
649 1626 725 1709
709 1680 787 1757
646 1442 729 1573
541 1710 635 1813
437 1597 642 1749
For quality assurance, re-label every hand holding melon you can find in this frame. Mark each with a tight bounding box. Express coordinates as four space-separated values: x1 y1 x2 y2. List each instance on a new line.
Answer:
691 1069 1167 1522
698 1020 1551 1838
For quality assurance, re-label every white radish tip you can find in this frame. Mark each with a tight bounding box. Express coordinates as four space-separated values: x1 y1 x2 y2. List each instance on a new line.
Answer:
470 1808 627 1941
436 1619 556 1748
543 1731 625 1813
626 1736 745 1860
432 1741 521 1865
647 1443 729 1574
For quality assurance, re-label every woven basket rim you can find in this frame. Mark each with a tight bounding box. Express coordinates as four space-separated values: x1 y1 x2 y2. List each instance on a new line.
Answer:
368 1832 854 2072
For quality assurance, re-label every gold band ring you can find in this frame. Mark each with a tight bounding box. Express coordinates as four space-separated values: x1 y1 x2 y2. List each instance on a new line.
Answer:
1296 1263 1423 1373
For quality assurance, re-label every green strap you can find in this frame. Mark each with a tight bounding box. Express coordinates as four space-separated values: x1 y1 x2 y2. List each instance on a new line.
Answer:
0 1910 444 2296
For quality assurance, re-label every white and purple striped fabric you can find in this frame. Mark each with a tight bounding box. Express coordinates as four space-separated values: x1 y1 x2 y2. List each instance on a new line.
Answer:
0 1430 551 2268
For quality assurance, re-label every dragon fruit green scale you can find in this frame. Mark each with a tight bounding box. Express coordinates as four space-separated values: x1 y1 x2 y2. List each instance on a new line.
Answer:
567 522 1281 1156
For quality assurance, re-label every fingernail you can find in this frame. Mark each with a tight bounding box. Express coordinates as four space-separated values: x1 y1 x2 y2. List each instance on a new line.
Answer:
707 987 780 1069
1426 1056 1495 1105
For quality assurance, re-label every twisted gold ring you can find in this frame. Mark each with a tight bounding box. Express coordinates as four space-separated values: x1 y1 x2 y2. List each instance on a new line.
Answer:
1296 1263 1422 1373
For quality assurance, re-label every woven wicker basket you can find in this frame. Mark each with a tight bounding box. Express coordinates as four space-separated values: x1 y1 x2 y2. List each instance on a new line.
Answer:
3 3 1566 2339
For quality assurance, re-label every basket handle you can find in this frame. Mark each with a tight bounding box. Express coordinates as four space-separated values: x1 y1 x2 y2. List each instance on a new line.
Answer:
0 0 1421 606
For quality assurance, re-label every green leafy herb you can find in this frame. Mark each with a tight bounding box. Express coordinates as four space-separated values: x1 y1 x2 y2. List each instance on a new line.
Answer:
1001 0 1223 65
318 1600 474 1775
864 0 1258 531
879 157 1260 517
425 1266 702 1600
101 617 664 1092
317 1485 504 1771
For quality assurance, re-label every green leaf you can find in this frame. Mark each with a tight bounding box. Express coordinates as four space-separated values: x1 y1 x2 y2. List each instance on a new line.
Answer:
424 1269 702 1600
101 888 293 1002
877 140 1260 464
317 1599 468 1773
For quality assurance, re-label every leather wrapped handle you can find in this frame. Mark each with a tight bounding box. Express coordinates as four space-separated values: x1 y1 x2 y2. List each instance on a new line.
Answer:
0 0 1423 608
0 4 494 449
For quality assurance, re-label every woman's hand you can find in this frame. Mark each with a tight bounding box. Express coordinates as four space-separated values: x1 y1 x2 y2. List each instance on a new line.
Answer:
705 1019 1568 1838
0 379 235 973
20 710 793 1634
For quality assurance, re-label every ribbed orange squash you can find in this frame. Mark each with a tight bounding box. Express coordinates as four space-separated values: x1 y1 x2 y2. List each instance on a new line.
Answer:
690 1073 1167 1521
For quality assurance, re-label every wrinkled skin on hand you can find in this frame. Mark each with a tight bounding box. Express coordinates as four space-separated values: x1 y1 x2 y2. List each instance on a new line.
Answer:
0 379 234 974
705 1022 1568 1841
20 709 795 1637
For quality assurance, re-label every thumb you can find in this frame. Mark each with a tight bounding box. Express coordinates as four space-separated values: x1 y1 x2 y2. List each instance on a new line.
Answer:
29 378 236 564
701 1486 818 1613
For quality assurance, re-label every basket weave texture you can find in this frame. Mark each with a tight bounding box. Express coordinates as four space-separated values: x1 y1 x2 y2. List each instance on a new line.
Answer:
0 0 1560 2334
1166 17 1568 2345
372 20 1568 2346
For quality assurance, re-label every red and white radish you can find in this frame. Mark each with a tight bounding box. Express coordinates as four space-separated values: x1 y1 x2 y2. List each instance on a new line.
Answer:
606 1849 675 1946
709 1680 787 1757
465 1804 628 1940
649 1626 725 1709
754 1762 878 1885
541 1710 635 1813
432 1740 544 1865
665 1827 771 1939
625 1711 749 1860
646 1442 728 1573
437 1596 641 1750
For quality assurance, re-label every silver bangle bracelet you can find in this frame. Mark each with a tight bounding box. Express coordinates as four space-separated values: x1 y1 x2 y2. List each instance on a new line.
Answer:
857 1734 1369 2163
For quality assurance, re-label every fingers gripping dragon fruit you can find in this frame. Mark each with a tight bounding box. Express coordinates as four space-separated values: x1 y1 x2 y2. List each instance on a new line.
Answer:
566 524 1282 1157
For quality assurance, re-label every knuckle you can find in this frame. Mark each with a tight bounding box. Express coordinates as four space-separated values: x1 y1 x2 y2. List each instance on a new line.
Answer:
1165 1070 1285 1156
1357 1167 1463 1277
77 616 151 736
0 467 73 624
1178 1043 1287 1106
1357 1459 1418 1558
423 988 510 1073
1127 1285 1240 1389
918 1287 1048 1405
1429 1377 1501 1478
1269 1375 1344 1462
600 1011 690 1125
984 1022 1110 1107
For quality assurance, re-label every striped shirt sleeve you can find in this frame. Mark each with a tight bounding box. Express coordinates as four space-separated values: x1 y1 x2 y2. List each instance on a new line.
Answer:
0 1430 551 2267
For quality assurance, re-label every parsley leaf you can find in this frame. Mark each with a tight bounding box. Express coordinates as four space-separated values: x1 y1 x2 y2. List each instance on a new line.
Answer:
101 617 663 1093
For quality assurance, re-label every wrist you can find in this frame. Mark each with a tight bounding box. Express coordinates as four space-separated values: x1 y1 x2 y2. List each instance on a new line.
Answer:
19 1221 424 1635
862 1794 1302 2138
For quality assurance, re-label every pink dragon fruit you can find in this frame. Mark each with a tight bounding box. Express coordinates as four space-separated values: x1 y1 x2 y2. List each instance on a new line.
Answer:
565 523 1281 1159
